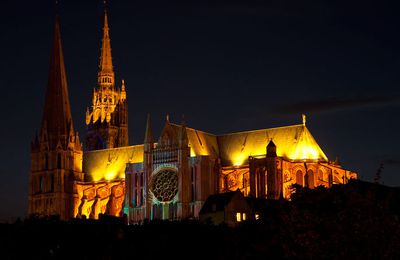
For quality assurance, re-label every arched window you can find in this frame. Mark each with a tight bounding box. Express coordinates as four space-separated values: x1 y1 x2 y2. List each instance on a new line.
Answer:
50 174 54 192
307 170 314 189
44 154 48 170
57 153 62 169
304 172 309 188
191 167 196 202
39 176 44 193
296 170 303 186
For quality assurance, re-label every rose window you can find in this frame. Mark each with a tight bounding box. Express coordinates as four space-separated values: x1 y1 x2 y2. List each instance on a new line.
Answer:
151 170 178 202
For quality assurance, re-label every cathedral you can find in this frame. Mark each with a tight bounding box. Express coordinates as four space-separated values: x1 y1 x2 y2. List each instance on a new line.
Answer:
28 10 357 222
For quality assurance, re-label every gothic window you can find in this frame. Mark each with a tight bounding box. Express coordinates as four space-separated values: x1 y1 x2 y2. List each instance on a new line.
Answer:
133 173 144 207
296 170 303 186
191 167 196 202
304 172 309 188
151 169 178 202
328 173 333 187
307 170 314 189
50 174 54 192
39 176 44 193
57 153 61 169
136 173 143 206
134 189 137 206
264 170 268 196
44 154 48 170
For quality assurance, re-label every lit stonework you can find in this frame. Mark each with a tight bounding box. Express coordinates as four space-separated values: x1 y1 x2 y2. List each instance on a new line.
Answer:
85 10 128 150
30 9 357 222
29 16 84 220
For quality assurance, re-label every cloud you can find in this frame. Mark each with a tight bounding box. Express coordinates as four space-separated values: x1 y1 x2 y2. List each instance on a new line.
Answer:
382 159 400 165
274 95 400 115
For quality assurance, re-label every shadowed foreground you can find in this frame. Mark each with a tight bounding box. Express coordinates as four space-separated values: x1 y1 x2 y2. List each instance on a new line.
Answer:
2 180 400 259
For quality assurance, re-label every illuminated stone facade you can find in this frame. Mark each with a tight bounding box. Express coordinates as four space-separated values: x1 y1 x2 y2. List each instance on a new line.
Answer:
123 117 357 223
85 10 128 151
29 10 357 222
29 17 84 220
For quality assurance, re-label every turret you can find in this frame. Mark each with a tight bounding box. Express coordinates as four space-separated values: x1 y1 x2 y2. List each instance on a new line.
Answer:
266 139 277 158
266 140 281 199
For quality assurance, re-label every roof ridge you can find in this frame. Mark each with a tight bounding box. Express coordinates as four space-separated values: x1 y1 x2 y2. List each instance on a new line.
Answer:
169 122 304 137
217 124 304 137
84 144 144 154
169 123 217 136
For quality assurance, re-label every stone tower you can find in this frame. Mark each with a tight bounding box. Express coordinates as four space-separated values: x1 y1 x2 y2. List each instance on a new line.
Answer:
86 9 128 150
29 16 84 220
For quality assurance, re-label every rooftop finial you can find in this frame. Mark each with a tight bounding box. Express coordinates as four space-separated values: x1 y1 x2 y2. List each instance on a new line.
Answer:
121 79 125 90
302 114 306 126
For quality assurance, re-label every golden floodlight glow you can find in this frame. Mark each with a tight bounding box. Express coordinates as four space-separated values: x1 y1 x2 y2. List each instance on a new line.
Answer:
219 124 328 166
287 125 327 161
84 145 144 181
290 143 320 160
190 147 196 157
232 153 247 166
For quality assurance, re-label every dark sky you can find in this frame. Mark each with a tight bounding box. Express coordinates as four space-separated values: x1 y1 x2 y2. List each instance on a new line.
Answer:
1 0 399 220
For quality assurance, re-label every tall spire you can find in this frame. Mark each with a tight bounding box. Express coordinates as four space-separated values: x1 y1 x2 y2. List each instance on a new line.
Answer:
98 7 114 87
41 15 73 149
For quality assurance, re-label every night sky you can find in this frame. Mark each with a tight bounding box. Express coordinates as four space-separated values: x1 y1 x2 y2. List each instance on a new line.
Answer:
1 0 399 220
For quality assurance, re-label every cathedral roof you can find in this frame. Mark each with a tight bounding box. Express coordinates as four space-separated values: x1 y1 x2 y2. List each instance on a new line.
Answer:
172 122 328 166
83 122 328 181
169 124 219 158
41 16 73 149
83 145 144 182
217 124 328 166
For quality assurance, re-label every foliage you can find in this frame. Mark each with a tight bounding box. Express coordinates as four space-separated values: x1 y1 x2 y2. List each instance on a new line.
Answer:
1 180 400 259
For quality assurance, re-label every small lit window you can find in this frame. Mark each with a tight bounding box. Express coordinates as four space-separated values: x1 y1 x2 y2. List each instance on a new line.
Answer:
242 213 246 221
236 212 241 222
255 213 260 220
